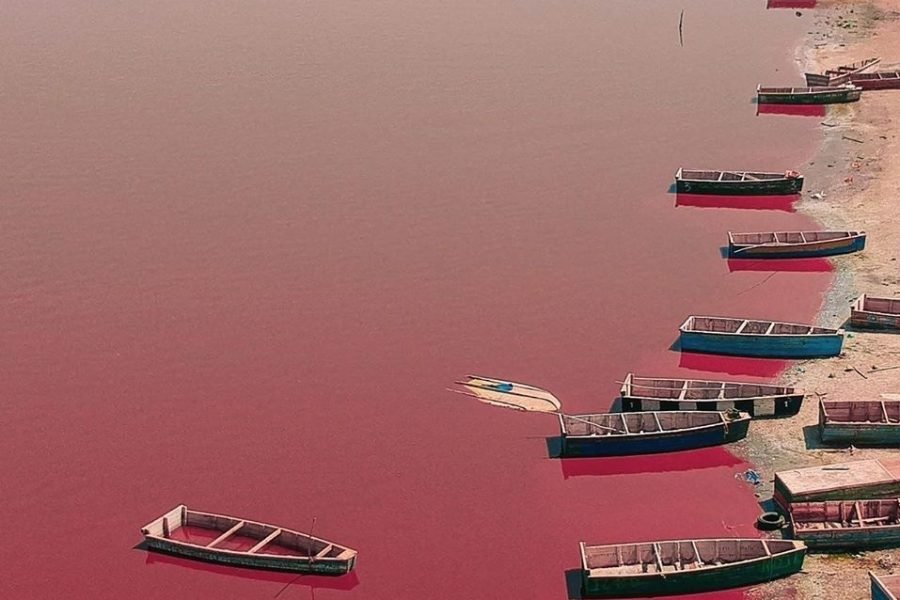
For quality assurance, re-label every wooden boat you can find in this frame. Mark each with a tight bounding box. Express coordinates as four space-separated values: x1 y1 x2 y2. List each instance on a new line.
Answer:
851 71 900 90
774 459 900 510
819 399 900 445
728 230 866 259
558 410 750 457
679 316 844 359
674 169 803 195
789 499 900 550
851 294 900 331
757 84 862 104
141 505 358 574
872 571 900 600
805 57 881 86
579 538 806 597
619 373 804 417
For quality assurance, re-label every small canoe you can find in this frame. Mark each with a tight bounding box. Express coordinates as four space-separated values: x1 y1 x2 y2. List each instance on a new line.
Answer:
558 410 750 457
757 84 862 104
141 505 357 574
679 316 844 359
872 571 900 600
851 71 900 90
819 399 900 445
851 294 900 331
580 538 806 597
619 373 804 417
774 459 900 510
728 230 866 259
674 169 803 195
805 57 881 86
790 499 900 551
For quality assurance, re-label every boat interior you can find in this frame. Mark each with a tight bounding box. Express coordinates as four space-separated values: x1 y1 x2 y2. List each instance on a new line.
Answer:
561 411 735 437
625 376 791 401
685 316 835 336
874 573 900 596
792 499 900 529
142 506 348 558
822 400 900 424
855 72 900 80
582 539 799 575
730 231 857 245
678 170 785 181
859 295 900 315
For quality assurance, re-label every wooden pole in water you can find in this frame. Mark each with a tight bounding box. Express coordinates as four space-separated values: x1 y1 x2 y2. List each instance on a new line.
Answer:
679 9 684 47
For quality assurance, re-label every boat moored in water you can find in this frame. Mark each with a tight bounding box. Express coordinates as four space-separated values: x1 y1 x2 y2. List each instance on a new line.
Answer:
558 410 750 457
727 230 866 259
757 84 862 104
141 505 358 574
580 538 806 597
619 373 804 417
674 169 803 195
679 316 844 359
805 57 881 86
851 294 900 331
790 499 900 551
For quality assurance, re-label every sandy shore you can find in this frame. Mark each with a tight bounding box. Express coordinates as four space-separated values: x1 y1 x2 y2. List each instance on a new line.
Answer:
739 2 900 598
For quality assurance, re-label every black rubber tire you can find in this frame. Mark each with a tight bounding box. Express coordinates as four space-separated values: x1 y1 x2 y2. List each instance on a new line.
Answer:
756 512 785 530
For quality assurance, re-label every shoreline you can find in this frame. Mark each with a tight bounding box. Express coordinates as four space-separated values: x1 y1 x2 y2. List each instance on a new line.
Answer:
742 2 900 598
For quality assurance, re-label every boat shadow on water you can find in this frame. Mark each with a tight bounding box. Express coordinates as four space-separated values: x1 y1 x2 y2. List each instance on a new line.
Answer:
138 545 361 592
552 446 746 479
677 193 798 212
724 256 833 272
676 351 788 379
756 103 828 117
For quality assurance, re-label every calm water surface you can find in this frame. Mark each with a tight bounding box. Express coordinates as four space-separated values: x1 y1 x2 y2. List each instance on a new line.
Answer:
0 1 830 598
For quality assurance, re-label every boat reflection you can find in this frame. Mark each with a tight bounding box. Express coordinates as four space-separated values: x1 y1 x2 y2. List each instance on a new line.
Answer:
678 351 788 378
756 103 827 117
767 0 816 8
558 446 746 479
726 257 833 272
676 193 798 212
143 551 360 591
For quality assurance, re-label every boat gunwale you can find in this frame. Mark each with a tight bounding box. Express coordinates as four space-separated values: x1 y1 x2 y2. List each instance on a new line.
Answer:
675 169 799 183
853 294 900 318
727 230 864 249
141 506 358 561
580 538 805 579
619 373 800 402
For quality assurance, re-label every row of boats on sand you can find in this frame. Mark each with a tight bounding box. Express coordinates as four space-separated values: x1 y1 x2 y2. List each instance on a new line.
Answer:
757 56 900 104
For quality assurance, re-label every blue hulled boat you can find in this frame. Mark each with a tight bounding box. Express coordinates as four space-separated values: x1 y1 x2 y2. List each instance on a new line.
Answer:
558 410 750 457
679 316 844 358
728 230 866 259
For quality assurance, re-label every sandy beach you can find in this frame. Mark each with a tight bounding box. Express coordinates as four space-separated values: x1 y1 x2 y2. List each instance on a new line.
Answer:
741 2 900 598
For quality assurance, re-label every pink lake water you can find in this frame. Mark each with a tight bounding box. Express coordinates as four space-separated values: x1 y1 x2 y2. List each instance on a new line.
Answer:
0 1 831 598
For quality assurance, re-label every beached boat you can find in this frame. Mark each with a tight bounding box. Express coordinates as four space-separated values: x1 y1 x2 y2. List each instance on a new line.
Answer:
141 505 358 574
819 399 900 445
805 57 881 86
674 169 803 195
872 571 900 600
789 499 900 551
774 459 900 509
679 316 844 359
851 294 900 331
757 84 862 104
727 230 866 259
851 71 900 90
558 410 750 457
619 373 804 417
579 538 806 597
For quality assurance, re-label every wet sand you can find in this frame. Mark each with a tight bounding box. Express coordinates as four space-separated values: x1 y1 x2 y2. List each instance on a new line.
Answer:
740 2 900 598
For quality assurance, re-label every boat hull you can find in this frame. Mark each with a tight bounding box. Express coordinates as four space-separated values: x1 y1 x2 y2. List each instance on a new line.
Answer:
729 235 865 259
820 423 900 445
581 549 805 597
561 418 749 457
792 525 900 551
620 394 803 417
871 572 900 600
676 177 802 195
679 330 844 358
757 89 862 104
144 537 356 574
